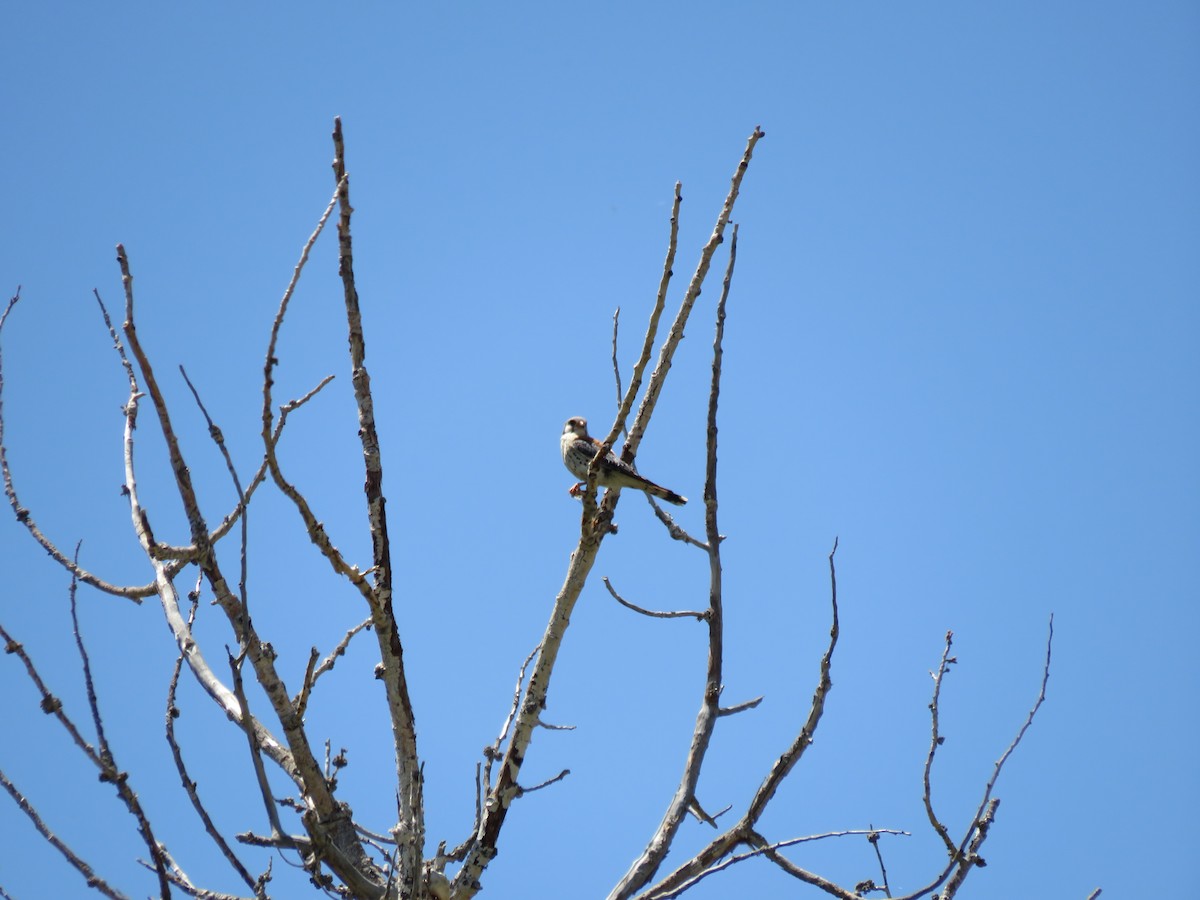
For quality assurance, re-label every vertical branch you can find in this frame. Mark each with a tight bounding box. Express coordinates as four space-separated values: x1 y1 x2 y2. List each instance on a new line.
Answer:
610 225 738 900
611 307 624 414
228 651 286 842
329 117 423 891
923 632 959 856
180 366 251 637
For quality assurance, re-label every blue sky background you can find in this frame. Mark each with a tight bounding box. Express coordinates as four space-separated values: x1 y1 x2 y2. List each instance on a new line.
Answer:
1 4 1196 898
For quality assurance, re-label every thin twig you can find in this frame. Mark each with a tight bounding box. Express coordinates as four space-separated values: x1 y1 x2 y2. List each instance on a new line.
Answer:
922 631 958 856
611 221 742 900
515 769 571 796
649 827 907 900
648 497 708 549
602 577 706 620
536 719 576 732
892 616 1056 900
687 798 728 827
484 643 541 789
716 696 763 717
313 617 374 683
868 825 893 898
180 366 251 638
938 616 1055 900
228 650 286 843
966 615 1054 837
68 542 113 763
612 307 624 418
294 616 374 718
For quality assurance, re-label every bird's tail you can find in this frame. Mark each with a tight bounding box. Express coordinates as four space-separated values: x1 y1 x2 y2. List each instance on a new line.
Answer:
645 482 687 506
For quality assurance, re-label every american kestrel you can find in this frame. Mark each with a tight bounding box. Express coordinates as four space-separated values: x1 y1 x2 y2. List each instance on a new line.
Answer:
560 416 687 505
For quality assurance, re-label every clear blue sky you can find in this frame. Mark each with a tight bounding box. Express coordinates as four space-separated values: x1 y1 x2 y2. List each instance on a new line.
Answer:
1 4 1195 898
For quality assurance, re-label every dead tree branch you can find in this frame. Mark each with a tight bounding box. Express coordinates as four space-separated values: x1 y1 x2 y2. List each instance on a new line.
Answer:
611 221 743 899
653 828 909 900
627 538 841 899
329 119 423 890
906 616 1055 900
602 576 707 620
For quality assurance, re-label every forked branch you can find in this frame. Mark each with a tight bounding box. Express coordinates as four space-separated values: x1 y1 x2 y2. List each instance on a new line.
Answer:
451 128 765 899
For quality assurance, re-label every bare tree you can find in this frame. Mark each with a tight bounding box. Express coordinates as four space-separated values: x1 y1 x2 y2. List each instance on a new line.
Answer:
0 120 1071 899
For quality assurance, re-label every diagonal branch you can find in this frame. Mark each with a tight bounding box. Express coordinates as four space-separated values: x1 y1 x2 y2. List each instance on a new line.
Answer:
602 576 707 620
922 631 959 856
293 616 374 720
228 649 287 844
180 365 251 634
651 827 908 900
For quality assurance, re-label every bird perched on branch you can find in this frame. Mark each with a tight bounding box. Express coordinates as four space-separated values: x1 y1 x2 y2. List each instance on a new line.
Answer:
560 416 687 506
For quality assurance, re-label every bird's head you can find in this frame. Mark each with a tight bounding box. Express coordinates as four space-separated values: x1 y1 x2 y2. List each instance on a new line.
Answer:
563 416 590 439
